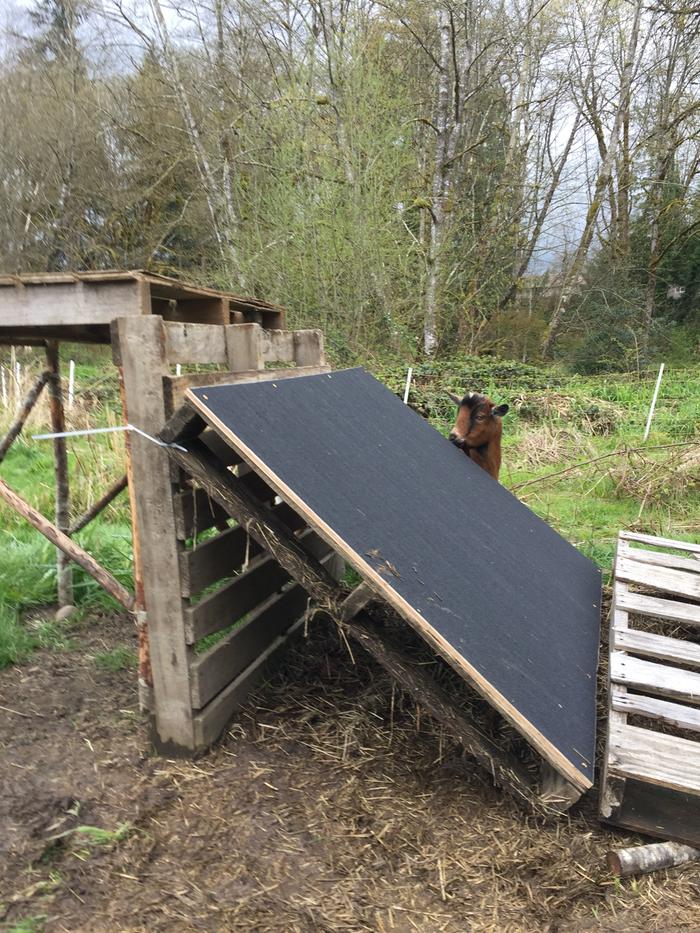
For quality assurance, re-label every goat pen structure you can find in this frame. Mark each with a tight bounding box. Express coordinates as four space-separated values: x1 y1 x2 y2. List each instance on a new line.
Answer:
0 270 331 752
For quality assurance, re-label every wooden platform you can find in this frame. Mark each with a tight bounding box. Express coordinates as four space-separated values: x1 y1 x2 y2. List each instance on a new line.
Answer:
178 367 602 792
0 270 283 344
601 531 700 845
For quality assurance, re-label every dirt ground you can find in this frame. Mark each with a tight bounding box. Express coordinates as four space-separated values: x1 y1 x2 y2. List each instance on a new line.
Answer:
2 611 700 933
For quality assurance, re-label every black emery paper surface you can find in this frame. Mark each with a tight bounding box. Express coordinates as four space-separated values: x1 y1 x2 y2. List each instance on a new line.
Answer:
191 368 601 781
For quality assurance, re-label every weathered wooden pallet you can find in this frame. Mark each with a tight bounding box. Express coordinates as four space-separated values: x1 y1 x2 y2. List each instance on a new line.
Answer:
600 531 700 846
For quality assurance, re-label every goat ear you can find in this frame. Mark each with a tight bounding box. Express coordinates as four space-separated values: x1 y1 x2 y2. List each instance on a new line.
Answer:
493 403 509 417
447 392 462 406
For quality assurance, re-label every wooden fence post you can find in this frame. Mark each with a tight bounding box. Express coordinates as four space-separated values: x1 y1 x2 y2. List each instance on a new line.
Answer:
45 341 73 607
116 315 195 751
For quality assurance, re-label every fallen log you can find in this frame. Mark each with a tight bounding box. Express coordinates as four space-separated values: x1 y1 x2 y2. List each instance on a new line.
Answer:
607 841 700 877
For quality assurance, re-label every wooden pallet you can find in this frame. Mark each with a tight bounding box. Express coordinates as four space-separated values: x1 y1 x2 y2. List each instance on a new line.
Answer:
600 531 700 845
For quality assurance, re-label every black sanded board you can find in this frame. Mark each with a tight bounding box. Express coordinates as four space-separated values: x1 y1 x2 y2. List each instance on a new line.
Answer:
186 368 601 789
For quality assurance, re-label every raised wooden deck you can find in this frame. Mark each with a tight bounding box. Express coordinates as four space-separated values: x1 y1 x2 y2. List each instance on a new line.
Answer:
0 270 284 343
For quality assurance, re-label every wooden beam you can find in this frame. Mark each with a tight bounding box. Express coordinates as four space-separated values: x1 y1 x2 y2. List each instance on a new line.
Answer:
68 475 128 536
0 370 50 463
162 321 227 366
0 478 134 611
45 342 73 607
116 315 195 751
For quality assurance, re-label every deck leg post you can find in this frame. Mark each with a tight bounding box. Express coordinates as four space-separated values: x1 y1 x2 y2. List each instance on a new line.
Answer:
45 341 73 608
116 316 195 751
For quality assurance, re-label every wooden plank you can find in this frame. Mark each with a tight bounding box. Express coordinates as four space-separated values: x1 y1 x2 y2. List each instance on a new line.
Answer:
192 616 303 748
619 542 700 575
0 370 50 463
183 369 601 792
0 477 134 612
620 531 700 554
294 329 325 366
45 342 72 607
185 528 332 642
613 628 700 667
0 279 141 327
612 691 700 732
225 323 264 372
162 322 227 365
116 315 195 751
608 722 700 795
604 778 700 848
614 589 700 626
616 555 700 601
180 502 305 597
163 364 331 412
191 585 310 707
610 651 700 704
68 475 128 535
261 329 295 364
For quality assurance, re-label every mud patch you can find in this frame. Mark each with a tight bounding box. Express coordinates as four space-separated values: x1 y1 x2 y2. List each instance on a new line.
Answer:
1 610 699 932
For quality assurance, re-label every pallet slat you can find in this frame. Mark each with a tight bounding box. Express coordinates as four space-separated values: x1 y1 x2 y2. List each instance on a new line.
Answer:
608 722 700 795
190 585 310 708
185 553 290 643
180 502 306 597
185 529 333 642
614 590 700 626
619 531 700 555
610 651 700 704
616 556 700 601
613 628 700 668
619 544 700 575
611 692 700 733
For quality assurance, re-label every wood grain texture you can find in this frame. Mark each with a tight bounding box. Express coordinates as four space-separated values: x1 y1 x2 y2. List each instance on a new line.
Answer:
618 541 700 574
614 589 700 625
616 555 700 600
190 585 310 707
611 692 700 732
116 315 195 750
185 367 601 790
612 628 700 667
608 722 700 794
619 531 700 554
610 651 700 703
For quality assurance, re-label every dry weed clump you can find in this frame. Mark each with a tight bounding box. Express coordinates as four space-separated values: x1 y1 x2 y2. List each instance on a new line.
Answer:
512 424 595 469
512 393 622 435
609 446 700 506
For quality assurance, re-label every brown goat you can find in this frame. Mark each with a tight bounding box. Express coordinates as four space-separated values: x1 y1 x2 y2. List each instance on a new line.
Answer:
448 392 509 481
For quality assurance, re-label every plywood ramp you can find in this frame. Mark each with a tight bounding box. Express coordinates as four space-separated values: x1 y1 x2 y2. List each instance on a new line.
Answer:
601 532 700 846
182 367 602 793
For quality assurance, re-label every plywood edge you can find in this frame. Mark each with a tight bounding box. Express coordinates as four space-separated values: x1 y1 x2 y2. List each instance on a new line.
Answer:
184 386 594 793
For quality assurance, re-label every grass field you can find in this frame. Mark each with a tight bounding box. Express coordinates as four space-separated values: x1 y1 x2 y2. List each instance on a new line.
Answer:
1 349 698 667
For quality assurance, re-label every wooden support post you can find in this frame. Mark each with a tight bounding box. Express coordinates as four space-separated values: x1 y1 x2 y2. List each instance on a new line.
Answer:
117 369 151 713
164 433 540 808
0 477 135 611
0 370 50 462
45 342 73 607
225 323 265 372
116 316 195 751
68 474 128 536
